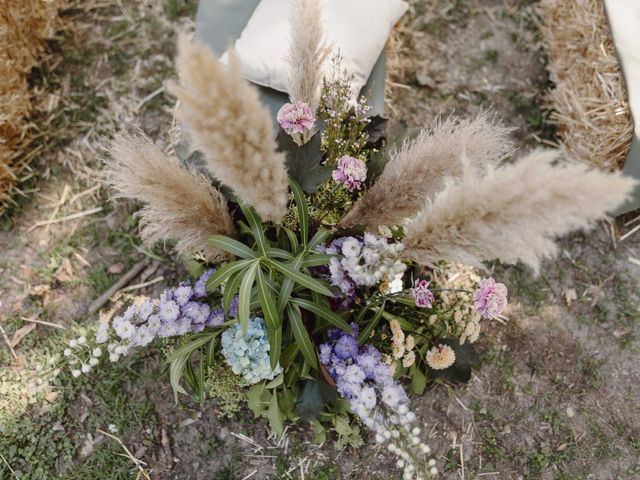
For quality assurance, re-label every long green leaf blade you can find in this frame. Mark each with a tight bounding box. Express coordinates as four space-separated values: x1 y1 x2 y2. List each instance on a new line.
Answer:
290 297 351 332
268 259 333 297
308 227 331 251
277 252 305 313
301 253 332 268
287 304 318 369
240 204 268 254
239 261 259 333
282 227 299 252
267 324 282 370
208 235 258 259
358 304 385 344
205 259 254 292
288 177 309 248
256 267 280 332
223 271 242 315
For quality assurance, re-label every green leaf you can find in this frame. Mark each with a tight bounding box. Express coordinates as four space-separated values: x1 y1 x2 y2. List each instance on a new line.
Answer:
358 304 385 344
410 364 427 395
389 296 418 307
222 271 242 315
247 383 266 417
205 259 254 292
301 253 332 268
277 130 331 193
380 310 414 332
265 373 284 389
290 298 351 332
287 304 318 369
240 204 268 254
268 324 282 370
238 261 259 333
281 343 299 368
182 256 204 279
169 355 189 402
268 259 333 297
282 227 299 252
311 418 327 444
256 267 280 331
277 252 305 313
166 331 218 363
288 177 309 248
308 227 331 251
208 235 258 259
266 392 284 436
296 380 337 420
266 247 295 260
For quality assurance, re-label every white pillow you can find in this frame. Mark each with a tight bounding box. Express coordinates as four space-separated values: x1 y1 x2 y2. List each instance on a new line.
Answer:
220 0 408 97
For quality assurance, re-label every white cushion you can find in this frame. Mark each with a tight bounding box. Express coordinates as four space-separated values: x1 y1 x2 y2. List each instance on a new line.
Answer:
220 0 408 96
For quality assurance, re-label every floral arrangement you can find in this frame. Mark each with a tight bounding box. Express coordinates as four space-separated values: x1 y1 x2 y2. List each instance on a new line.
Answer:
61 3 636 477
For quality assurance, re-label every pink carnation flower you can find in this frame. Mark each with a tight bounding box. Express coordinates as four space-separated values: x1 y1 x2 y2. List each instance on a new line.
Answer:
473 278 508 319
410 279 434 308
276 102 315 134
332 155 367 191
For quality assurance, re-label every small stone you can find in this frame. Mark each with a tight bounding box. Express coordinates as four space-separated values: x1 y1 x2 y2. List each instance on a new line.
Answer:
566 406 575 418
416 72 437 89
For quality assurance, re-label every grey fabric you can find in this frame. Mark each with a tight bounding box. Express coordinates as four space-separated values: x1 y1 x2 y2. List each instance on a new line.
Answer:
194 0 386 129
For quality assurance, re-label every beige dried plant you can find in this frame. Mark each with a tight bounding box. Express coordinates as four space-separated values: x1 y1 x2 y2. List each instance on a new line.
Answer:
287 0 331 110
340 113 514 229
168 34 288 223
402 149 636 272
104 133 235 261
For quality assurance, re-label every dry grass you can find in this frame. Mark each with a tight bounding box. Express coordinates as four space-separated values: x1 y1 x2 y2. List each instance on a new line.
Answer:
538 0 632 171
0 0 66 214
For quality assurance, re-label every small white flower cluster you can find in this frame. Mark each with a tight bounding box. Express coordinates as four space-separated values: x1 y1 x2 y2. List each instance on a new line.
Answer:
63 335 102 378
371 405 438 479
342 233 406 287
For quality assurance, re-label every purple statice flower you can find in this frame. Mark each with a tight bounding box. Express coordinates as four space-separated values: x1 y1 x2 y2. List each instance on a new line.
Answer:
159 299 180 323
331 155 367 191
410 279 434 308
334 332 359 360
319 344 333 364
173 284 193 306
473 277 508 319
228 295 239 318
206 308 226 327
277 102 315 135
193 268 215 298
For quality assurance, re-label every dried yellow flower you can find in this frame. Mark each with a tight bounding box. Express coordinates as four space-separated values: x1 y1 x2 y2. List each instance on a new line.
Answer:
426 344 456 370
402 351 416 368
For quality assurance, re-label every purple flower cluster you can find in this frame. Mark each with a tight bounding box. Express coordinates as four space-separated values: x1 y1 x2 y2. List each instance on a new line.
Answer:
96 269 237 362
331 155 367 191
410 279 434 308
320 328 437 478
320 325 408 416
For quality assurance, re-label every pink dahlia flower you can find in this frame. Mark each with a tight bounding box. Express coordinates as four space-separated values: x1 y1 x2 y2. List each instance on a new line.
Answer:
332 155 367 191
473 277 508 319
276 102 315 135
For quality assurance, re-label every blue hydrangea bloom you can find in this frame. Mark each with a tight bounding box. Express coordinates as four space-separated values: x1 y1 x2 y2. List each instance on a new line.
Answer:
220 317 282 385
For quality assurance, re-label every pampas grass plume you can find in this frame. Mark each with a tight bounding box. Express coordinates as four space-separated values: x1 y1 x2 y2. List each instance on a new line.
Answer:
104 133 235 260
287 0 331 109
340 113 514 229
402 149 637 272
168 34 288 223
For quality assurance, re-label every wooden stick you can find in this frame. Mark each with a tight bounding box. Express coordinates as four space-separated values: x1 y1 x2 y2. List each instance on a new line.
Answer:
27 207 103 233
87 259 149 314
21 316 66 330
0 325 18 360
620 222 640 242
118 276 164 293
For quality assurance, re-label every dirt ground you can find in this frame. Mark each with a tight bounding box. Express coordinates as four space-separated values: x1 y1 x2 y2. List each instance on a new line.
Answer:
1 1 639 479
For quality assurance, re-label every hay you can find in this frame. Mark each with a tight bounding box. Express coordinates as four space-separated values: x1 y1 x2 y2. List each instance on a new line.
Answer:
539 0 633 171
0 0 65 214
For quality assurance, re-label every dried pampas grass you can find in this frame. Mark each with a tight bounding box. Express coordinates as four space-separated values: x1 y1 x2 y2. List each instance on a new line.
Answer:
538 0 632 171
105 133 235 260
168 35 288 223
403 149 636 272
340 113 514 229
287 0 331 109
1 0 65 215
